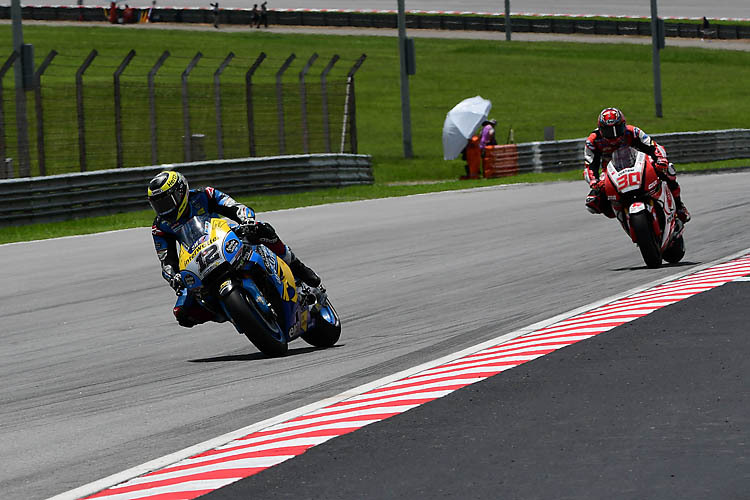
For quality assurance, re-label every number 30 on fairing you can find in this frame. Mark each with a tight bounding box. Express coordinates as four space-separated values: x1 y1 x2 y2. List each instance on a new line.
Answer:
616 171 641 190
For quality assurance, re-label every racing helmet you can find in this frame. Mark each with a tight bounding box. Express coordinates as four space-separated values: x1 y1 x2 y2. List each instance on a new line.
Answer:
598 107 627 141
147 170 189 222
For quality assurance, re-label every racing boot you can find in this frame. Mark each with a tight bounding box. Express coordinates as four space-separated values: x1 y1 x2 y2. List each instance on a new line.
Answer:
675 197 691 223
288 251 321 288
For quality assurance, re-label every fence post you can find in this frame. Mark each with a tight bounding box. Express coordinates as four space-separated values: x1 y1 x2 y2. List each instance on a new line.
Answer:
341 54 366 154
76 49 97 172
214 52 234 160
0 51 19 179
148 51 169 165
34 49 57 176
320 54 339 154
276 54 296 155
299 53 318 154
113 49 135 168
245 52 266 157
182 52 202 163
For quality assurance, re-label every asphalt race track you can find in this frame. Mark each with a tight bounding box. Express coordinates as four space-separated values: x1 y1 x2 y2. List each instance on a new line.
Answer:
2 171 750 499
206 265 750 500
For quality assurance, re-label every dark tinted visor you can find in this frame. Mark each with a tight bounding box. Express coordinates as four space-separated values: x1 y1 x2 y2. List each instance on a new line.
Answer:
601 122 626 139
149 192 178 216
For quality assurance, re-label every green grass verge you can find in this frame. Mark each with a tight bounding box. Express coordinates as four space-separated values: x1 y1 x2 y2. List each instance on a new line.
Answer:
0 24 749 243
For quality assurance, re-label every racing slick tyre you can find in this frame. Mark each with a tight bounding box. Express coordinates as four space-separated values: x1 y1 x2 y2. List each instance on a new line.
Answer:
662 235 686 264
222 287 288 357
301 299 341 348
631 211 662 268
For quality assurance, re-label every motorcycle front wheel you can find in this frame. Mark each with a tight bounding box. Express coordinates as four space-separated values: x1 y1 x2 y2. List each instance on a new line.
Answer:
662 235 686 264
222 287 288 357
631 211 662 268
301 299 341 348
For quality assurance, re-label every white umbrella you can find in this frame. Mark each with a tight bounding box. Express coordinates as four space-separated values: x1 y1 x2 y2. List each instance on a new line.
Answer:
442 96 492 160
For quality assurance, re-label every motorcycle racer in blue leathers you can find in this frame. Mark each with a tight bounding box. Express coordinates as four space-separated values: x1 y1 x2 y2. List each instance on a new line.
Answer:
148 170 321 328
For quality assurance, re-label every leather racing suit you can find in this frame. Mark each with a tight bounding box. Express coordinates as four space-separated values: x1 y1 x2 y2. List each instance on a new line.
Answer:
583 124 687 221
151 187 306 328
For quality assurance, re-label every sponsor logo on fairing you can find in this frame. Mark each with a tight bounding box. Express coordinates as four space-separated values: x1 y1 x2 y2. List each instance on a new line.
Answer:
225 238 239 254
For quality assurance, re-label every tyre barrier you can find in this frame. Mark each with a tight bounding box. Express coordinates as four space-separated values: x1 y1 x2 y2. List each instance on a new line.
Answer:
1 6 749 40
482 128 750 179
0 153 373 226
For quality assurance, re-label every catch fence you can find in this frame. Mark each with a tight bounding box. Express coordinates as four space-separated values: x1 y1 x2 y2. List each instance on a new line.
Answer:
0 50 366 179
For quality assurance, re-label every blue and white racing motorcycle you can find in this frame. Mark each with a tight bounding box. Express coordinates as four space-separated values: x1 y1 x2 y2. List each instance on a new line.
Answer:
175 214 341 357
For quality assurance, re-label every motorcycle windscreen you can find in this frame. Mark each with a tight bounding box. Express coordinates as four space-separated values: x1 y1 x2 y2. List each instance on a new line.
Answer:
176 215 210 250
610 146 638 171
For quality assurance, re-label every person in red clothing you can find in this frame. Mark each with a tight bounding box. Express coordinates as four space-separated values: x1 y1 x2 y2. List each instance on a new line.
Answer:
583 107 690 222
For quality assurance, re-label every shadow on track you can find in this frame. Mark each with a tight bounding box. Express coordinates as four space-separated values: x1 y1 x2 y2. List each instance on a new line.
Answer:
189 344 342 363
611 260 701 272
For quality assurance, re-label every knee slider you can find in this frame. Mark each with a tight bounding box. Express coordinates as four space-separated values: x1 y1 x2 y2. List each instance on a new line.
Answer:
585 190 602 214
173 307 196 328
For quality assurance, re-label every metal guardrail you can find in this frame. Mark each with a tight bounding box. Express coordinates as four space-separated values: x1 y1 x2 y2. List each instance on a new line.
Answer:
1 6 749 40
483 129 750 178
0 153 373 226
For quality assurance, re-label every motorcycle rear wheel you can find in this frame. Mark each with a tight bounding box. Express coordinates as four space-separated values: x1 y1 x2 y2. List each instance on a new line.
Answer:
631 212 662 268
222 288 288 357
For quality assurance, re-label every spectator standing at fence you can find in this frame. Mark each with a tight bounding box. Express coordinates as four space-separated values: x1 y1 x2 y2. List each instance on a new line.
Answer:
148 0 157 22
211 1 220 28
259 1 268 28
701 16 710 40
478 119 497 153
251 4 260 28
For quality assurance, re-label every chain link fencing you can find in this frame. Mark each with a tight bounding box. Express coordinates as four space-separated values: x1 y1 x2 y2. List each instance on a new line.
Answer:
0 50 364 179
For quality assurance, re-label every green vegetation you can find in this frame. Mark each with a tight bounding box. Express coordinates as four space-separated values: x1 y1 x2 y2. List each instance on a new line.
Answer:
1 24 749 243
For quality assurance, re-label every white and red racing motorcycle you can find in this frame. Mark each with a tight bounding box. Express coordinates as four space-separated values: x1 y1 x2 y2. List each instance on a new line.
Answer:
603 147 686 268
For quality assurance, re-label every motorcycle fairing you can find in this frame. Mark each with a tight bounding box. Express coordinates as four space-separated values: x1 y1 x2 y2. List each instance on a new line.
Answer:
245 244 304 340
174 214 331 344
605 149 680 251
628 202 646 214
654 181 677 251
606 151 646 195
178 217 242 290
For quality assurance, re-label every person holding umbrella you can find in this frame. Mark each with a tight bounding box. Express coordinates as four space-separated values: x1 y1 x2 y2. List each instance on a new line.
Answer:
442 96 492 179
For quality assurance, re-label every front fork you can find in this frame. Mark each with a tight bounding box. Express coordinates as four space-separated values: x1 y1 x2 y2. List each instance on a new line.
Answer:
625 200 661 244
625 198 683 249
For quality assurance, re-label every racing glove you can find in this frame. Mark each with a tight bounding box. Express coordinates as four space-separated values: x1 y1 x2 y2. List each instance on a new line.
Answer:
652 144 669 172
239 221 279 245
583 166 599 189
236 209 258 237
237 220 258 240
653 156 669 170
169 273 184 292
237 207 256 225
